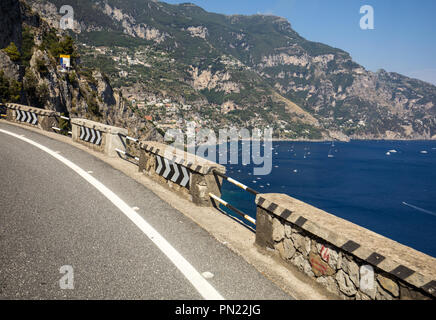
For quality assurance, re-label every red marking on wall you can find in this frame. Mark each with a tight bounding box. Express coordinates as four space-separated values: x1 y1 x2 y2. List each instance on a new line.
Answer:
310 258 328 274
320 245 330 262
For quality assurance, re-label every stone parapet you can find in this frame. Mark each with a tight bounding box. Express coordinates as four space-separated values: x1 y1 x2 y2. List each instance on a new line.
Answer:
71 118 128 157
139 141 225 207
5 103 58 131
255 193 436 300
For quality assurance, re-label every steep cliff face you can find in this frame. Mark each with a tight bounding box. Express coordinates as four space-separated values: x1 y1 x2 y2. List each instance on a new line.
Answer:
0 0 163 142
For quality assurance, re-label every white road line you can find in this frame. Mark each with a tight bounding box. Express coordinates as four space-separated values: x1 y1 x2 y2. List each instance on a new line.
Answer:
0 128 224 300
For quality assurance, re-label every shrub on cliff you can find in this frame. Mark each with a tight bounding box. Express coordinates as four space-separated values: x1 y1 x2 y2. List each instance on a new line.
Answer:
67 71 78 87
59 112 71 135
35 83 49 105
0 70 21 103
3 42 20 62
41 30 77 64
23 69 49 108
23 68 37 97
36 58 49 75
21 27 35 68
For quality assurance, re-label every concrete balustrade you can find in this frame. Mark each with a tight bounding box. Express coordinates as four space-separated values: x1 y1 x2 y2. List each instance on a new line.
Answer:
5 103 58 131
255 193 436 300
71 118 128 157
139 141 226 207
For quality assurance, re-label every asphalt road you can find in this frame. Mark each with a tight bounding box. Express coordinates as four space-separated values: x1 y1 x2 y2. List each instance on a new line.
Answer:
0 122 292 300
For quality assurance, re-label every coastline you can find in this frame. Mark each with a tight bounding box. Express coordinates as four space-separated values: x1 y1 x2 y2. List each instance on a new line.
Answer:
232 137 436 143
181 137 436 148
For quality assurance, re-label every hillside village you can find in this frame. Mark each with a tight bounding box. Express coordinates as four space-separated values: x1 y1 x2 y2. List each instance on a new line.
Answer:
78 42 280 135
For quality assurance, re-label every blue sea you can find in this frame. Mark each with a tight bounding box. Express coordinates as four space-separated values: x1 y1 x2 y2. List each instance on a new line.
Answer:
217 140 436 258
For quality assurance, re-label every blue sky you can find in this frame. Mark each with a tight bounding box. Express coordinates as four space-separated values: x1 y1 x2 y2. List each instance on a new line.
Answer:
164 0 436 85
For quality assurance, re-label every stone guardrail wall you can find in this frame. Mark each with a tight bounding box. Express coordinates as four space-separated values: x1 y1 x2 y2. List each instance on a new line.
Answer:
139 141 226 207
71 118 128 158
2 107 224 208
5 103 59 132
255 193 436 300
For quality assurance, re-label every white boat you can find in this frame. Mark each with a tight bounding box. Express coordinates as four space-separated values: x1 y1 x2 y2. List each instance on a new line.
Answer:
420 150 428 154
328 141 335 158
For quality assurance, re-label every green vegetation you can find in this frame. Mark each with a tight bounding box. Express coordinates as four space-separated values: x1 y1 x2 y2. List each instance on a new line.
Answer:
78 68 98 87
284 121 323 139
67 70 78 86
21 27 35 67
36 58 49 75
0 71 21 103
23 69 49 108
3 42 20 62
41 29 77 62
59 112 71 135
200 88 225 105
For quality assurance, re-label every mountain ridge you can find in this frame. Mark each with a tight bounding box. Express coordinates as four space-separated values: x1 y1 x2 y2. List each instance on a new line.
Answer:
3 0 436 140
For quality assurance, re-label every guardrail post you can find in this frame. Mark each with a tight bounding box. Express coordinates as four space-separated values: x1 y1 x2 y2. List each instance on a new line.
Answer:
191 169 224 207
6 107 13 121
4 103 59 132
71 118 128 157
139 142 226 207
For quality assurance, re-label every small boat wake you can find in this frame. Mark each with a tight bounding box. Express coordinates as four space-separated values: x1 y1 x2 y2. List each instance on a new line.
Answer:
402 202 436 217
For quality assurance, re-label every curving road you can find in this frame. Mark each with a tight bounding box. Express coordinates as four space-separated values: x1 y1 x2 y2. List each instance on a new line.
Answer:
0 121 292 300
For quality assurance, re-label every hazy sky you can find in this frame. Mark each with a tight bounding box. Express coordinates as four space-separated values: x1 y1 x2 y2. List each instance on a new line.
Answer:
164 0 436 85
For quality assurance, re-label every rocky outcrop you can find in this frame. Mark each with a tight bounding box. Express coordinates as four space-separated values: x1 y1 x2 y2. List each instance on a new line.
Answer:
0 0 162 143
0 51 20 81
102 3 167 43
185 26 208 39
189 67 241 93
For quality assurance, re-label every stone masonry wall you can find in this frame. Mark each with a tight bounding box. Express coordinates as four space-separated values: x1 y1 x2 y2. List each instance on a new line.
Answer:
71 118 128 157
139 141 225 207
255 193 436 300
6 103 58 132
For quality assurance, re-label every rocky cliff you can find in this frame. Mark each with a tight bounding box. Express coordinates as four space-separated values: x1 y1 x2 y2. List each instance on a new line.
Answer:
0 0 163 142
